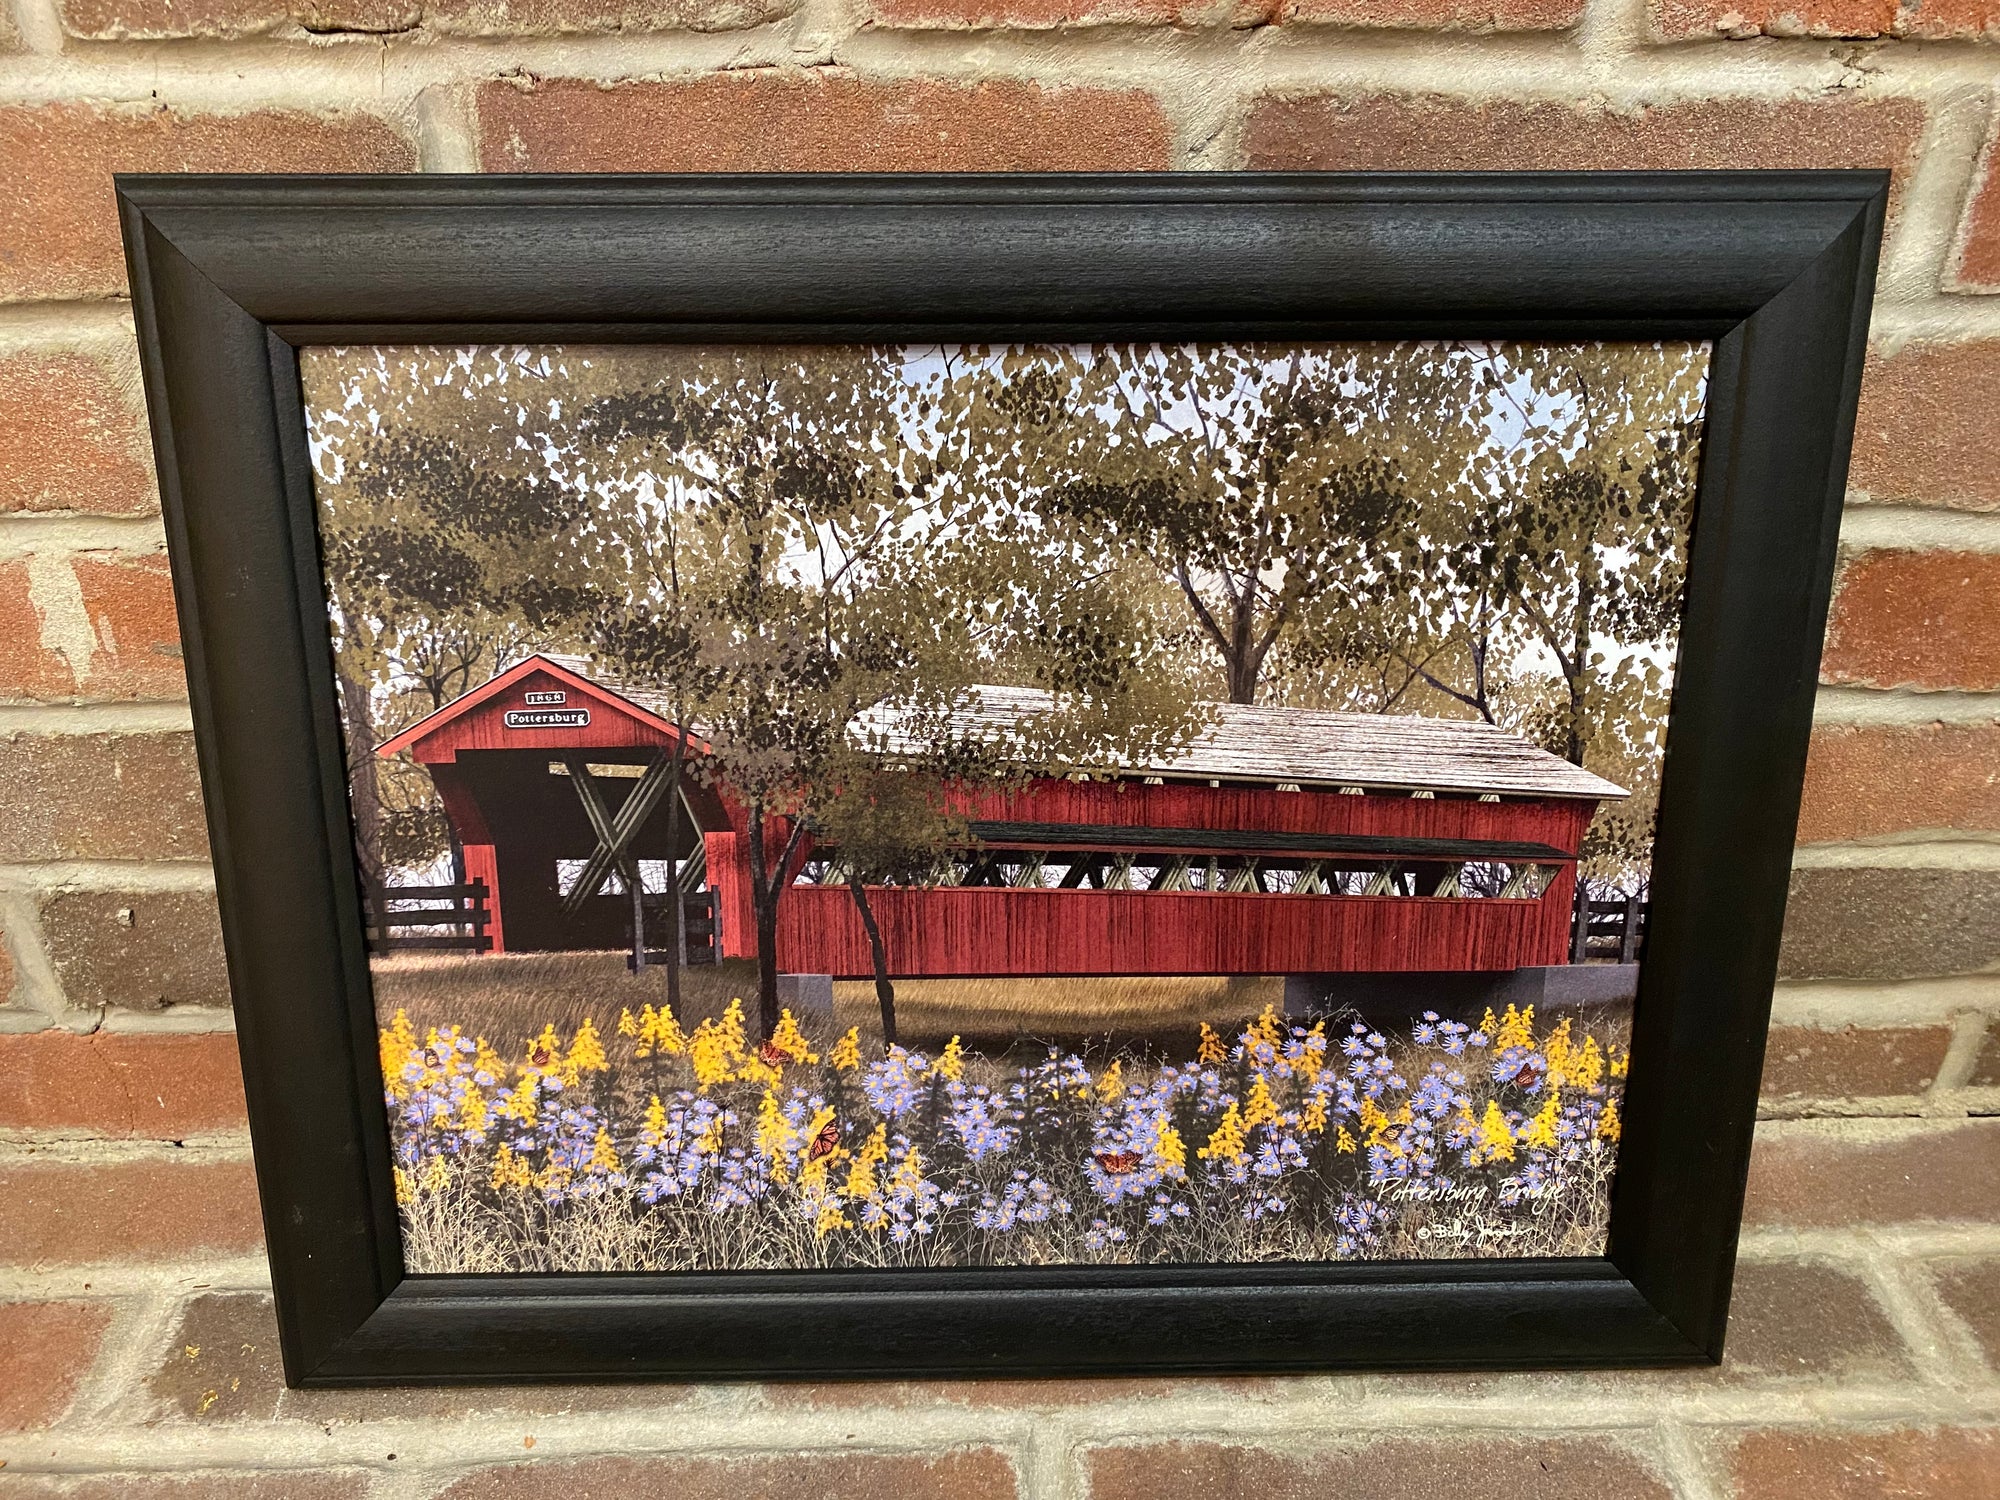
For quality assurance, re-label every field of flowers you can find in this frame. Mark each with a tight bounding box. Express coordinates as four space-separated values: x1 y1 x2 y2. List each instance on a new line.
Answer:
381 988 1629 1273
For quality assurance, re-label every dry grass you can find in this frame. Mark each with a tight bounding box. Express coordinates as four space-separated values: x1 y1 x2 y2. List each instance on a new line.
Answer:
370 950 1277 1057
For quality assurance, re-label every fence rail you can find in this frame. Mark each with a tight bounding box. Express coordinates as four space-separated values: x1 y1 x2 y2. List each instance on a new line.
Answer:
630 887 719 970
1571 887 1647 964
364 878 492 955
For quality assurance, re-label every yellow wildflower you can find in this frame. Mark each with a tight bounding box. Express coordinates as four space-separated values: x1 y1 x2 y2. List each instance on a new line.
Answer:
1479 1006 1499 1040
1598 1100 1622 1142
379 1009 417 1099
490 1144 532 1191
1475 1100 1516 1163
1247 1004 1283 1057
456 1082 488 1136
844 1123 889 1202
1196 1022 1227 1066
1358 1095 1392 1144
1608 1045 1630 1080
617 1007 638 1038
888 1144 927 1196
813 1194 853 1238
420 1155 450 1195
755 1087 794 1182
1243 1073 1281 1129
1301 1090 1329 1135
587 1126 620 1175
524 1023 562 1074
935 1034 965 1083
496 1074 538 1127
472 1036 506 1085
1197 1102 1248 1164
769 1009 820 1065
830 1026 862 1072
639 1094 668 1149
562 1016 609 1084
1569 1036 1605 1090
694 1114 726 1156
1493 1004 1535 1053
1095 1059 1124 1103
1520 1087 1560 1151
1542 1017 1574 1083
1155 1121 1187 1176
393 1166 415 1205
688 1018 737 1090
1334 1126 1357 1153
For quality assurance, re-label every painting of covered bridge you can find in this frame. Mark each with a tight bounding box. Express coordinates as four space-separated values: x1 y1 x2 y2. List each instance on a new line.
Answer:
378 652 1625 981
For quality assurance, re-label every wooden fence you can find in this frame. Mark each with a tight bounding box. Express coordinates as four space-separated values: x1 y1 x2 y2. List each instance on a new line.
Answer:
629 887 720 970
1571 887 1648 964
364 879 492 955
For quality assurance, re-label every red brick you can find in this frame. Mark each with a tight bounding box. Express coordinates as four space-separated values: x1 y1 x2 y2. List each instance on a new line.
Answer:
1761 1024 1954 1100
1719 1259 1912 1380
1780 867 2000 980
0 732 207 860
0 553 185 703
476 74 1171 173
0 1032 244 1137
0 1299 112 1431
0 103 414 303
1956 124 2000 290
1973 1019 2000 1087
1799 723 2000 844
1744 1119 2000 1228
0 556 188 708
1821 549 2000 691
58 0 793 38
0 1157 261 1264
1086 1438 1669 1500
864 0 1577 27
1932 1257 2000 1368
1651 0 1999 39
0 351 157 517
1243 94 1926 219
434 1451 1018 1500
35 890 229 1014
1730 1426 2000 1500
0 1476 369 1499
1851 342 2000 512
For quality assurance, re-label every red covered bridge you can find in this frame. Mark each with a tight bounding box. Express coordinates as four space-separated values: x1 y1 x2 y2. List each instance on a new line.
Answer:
378 655 1625 978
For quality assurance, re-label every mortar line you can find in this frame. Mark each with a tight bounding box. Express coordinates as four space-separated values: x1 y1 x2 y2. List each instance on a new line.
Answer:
66 1287 186 1428
0 702 194 733
0 859 218 893
1811 685 2000 727
0 513 167 559
1933 1010 1991 1092
1838 502 2000 552
1654 1419 1729 1500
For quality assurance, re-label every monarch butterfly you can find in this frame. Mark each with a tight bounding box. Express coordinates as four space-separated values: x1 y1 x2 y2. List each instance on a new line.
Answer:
526 1040 556 1068
1093 1150 1142 1176
1501 1055 1548 1089
807 1119 840 1162
759 1040 787 1067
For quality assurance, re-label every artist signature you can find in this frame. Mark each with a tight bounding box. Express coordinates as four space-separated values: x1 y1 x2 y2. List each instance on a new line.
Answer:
1414 1219 1530 1243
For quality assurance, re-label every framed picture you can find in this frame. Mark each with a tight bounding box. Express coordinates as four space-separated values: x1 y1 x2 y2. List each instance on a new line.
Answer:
119 171 1884 1385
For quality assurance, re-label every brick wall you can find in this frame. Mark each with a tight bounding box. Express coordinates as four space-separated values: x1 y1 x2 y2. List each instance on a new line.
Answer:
1 0 1997 1492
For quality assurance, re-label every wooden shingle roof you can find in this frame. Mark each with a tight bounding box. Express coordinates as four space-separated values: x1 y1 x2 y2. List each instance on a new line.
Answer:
538 656 1625 801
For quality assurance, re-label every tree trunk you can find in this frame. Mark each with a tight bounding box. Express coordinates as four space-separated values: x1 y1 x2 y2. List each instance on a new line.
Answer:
846 875 897 1046
337 667 384 882
747 804 781 1041
661 727 688 1019
629 864 646 971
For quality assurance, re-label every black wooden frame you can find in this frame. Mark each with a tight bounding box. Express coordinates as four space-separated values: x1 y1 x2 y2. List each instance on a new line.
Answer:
117 171 1884 1386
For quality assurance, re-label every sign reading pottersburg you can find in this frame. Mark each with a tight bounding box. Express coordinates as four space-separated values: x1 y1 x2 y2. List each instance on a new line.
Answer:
504 708 589 729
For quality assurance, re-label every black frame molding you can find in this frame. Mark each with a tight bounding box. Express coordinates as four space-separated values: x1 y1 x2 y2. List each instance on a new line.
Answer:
117 171 1884 1386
